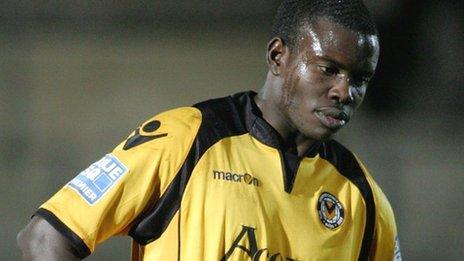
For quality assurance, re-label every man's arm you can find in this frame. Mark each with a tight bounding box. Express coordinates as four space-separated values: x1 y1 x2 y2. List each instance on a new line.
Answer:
17 216 80 261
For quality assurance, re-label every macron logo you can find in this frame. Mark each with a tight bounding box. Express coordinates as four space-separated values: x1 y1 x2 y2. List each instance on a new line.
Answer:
212 170 261 187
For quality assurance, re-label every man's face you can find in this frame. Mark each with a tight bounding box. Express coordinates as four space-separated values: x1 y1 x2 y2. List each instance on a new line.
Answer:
277 18 379 141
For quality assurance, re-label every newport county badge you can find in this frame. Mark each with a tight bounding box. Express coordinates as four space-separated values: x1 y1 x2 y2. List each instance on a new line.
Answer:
317 192 344 229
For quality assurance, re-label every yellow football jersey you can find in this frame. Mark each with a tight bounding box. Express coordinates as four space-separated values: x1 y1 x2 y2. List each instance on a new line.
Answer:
37 91 401 260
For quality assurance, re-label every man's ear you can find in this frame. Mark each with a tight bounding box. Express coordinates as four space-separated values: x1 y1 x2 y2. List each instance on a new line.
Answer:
266 37 287 76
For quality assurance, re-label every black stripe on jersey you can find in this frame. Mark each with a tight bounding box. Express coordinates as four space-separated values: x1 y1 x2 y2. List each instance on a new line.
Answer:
35 208 91 259
319 140 375 261
242 91 322 193
280 141 321 193
279 151 301 193
241 91 299 193
129 95 247 245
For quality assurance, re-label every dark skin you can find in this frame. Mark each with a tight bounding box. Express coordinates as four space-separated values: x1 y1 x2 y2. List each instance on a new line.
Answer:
17 216 79 260
256 18 379 156
17 18 380 260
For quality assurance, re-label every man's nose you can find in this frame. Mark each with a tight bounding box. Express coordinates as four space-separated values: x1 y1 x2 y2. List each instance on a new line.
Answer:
328 74 352 105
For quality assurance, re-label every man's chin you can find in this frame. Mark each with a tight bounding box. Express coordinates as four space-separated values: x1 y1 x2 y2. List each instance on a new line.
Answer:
303 128 337 142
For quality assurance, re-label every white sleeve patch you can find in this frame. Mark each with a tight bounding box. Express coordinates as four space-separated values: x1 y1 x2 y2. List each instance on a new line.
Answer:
67 154 128 205
394 236 402 261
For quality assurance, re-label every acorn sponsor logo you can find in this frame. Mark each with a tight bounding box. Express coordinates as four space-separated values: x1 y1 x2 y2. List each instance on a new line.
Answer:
213 170 261 187
222 225 300 261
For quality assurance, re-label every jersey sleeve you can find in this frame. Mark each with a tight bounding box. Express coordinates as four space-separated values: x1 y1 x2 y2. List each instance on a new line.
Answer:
369 182 402 261
356 159 402 261
35 107 202 258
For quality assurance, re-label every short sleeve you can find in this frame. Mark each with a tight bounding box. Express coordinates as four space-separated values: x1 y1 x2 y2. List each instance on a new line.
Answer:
35 107 202 258
357 159 401 261
369 184 401 261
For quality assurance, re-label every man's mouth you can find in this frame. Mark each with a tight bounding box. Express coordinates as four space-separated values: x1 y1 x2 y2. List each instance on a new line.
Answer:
315 108 349 130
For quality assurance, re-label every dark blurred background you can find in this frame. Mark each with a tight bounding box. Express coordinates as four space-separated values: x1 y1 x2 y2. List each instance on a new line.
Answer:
1 1 463 260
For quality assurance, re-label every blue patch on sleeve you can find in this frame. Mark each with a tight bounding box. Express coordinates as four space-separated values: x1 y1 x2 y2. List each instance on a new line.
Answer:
68 154 128 205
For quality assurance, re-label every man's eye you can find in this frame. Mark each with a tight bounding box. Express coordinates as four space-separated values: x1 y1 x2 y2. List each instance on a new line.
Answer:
319 66 339 76
352 76 370 87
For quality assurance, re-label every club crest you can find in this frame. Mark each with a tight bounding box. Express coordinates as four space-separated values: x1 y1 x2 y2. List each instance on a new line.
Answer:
317 192 344 229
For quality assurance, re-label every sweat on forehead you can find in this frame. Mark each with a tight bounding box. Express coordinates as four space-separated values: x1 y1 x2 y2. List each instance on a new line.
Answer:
271 0 378 50
296 19 379 67
295 17 378 51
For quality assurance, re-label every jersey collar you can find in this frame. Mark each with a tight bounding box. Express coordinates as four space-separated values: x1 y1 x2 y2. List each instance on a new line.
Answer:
232 91 320 158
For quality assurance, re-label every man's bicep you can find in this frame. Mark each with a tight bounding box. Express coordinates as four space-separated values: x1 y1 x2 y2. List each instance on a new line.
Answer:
17 216 80 260
37 152 161 254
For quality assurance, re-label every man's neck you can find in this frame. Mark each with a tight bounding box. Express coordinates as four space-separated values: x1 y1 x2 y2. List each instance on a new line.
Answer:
254 87 318 157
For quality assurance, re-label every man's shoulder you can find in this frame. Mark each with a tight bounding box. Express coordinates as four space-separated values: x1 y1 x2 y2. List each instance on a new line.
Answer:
192 91 253 133
141 106 203 137
339 142 396 220
115 107 202 152
114 90 252 152
362 169 396 221
321 140 395 214
192 91 252 119
318 139 360 170
154 106 203 128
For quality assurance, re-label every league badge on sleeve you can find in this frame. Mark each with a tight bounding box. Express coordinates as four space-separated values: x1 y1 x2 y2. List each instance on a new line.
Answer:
394 236 402 261
67 154 128 205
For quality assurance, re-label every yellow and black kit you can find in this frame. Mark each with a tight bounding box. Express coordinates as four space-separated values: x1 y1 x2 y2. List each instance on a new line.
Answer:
36 91 401 261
